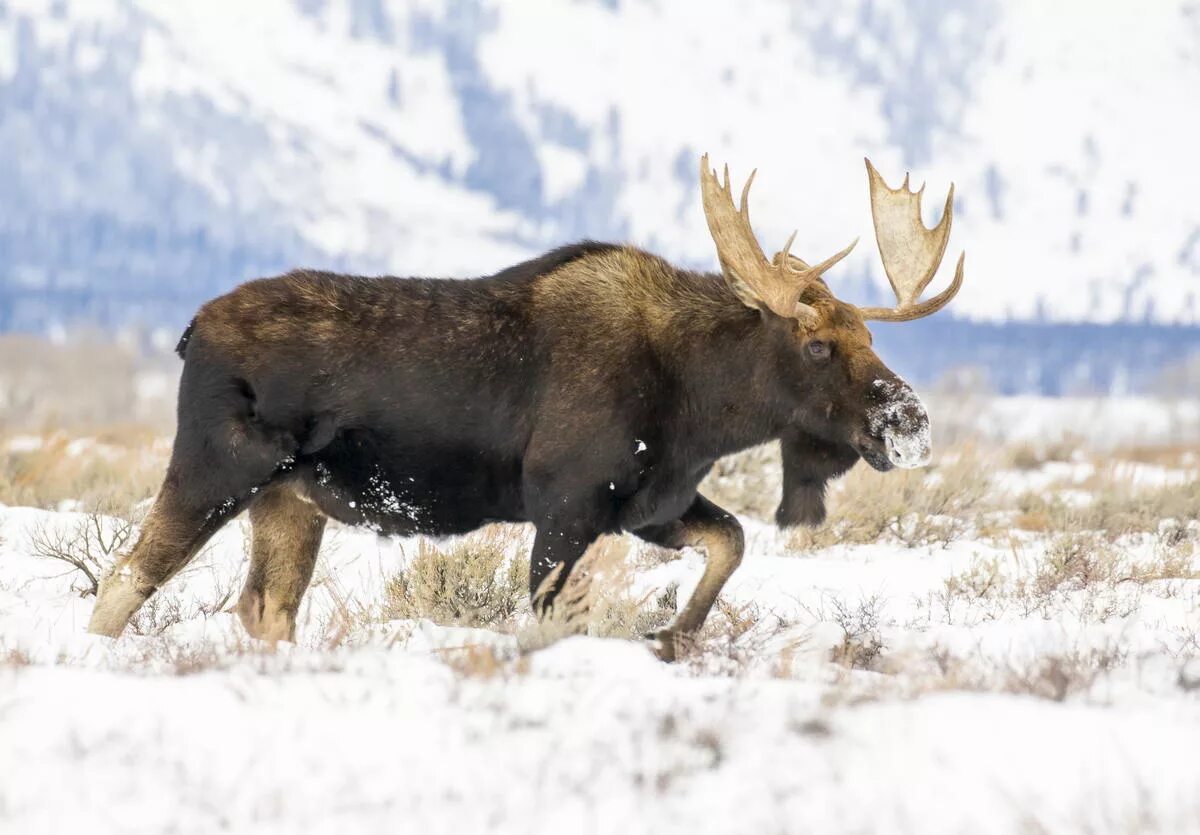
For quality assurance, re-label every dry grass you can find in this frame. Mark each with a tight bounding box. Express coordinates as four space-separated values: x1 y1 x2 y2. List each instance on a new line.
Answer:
0 430 168 510
787 447 992 551
701 438 1198 558
698 442 781 519
2 377 1197 686
0 332 177 432
1013 479 1200 539
1002 436 1086 471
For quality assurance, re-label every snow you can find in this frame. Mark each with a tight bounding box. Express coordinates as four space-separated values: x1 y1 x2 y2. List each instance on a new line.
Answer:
870 377 932 468
2 417 1199 833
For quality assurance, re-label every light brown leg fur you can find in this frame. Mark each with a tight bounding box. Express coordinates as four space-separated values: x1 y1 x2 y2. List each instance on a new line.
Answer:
636 495 744 662
236 484 326 643
88 484 236 638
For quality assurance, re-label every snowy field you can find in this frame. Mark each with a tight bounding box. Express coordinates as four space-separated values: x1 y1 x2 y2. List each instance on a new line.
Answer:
2 398 1200 834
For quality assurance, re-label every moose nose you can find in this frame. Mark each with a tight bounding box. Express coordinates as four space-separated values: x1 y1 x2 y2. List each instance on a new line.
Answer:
871 379 932 469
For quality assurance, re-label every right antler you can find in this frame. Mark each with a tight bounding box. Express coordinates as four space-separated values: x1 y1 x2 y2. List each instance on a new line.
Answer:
857 159 965 322
699 155 857 325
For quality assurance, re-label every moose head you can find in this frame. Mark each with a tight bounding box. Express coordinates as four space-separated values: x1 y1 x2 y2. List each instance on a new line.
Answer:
699 155 965 521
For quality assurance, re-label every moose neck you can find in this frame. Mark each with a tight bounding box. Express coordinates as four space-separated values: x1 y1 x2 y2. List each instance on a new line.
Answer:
664 272 793 458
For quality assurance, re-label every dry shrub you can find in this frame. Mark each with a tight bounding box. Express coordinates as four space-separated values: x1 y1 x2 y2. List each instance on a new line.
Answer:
681 598 806 673
788 447 991 551
379 529 675 654
128 562 239 637
1 646 33 668
827 594 887 670
29 505 139 596
1035 531 1121 594
1002 648 1126 702
936 532 1197 625
112 636 329 676
713 598 766 643
128 594 190 636
518 534 676 652
1029 530 1197 593
438 644 530 679
383 526 530 630
314 550 373 648
943 554 1005 601
1011 491 1067 533
796 593 890 671
1003 436 1086 471
900 644 1127 702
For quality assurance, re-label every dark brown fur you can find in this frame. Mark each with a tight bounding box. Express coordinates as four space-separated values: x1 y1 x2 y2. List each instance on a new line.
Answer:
89 242 925 657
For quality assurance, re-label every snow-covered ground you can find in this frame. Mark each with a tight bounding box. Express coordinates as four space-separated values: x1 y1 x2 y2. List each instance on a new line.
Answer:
2 407 1199 833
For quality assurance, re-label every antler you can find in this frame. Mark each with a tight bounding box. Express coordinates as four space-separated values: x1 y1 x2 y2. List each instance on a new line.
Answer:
857 159 964 322
699 155 857 325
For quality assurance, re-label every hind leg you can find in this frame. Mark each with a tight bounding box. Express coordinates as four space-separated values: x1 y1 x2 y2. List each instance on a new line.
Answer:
90 412 297 637
236 483 326 643
88 473 246 637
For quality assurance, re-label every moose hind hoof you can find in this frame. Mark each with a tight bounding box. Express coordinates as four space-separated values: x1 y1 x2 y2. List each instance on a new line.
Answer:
645 629 688 663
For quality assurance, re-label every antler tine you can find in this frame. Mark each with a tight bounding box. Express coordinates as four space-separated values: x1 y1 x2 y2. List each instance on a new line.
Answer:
700 155 814 322
857 252 964 322
778 230 798 270
777 234 859 280
739 169 756 222
699 155 860 324
859 158 964 323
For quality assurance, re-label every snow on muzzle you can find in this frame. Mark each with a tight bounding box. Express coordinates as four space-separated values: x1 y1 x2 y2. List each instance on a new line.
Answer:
868 378 932 469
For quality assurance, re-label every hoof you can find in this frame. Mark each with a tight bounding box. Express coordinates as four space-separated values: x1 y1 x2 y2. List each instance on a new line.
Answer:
87 570 150 638
236 589 296 644
645 629 690 663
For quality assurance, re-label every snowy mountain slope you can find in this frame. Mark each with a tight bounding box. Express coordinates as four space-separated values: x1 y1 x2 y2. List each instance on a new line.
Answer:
1 0 1198 333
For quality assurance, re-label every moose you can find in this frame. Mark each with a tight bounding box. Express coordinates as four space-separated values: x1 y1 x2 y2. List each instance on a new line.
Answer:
89 157 964 660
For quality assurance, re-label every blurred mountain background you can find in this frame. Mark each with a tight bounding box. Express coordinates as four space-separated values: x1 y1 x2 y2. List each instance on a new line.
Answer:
2 0 1199 395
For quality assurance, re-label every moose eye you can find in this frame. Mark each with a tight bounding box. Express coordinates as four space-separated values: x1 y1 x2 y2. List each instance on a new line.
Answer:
807 340 831 359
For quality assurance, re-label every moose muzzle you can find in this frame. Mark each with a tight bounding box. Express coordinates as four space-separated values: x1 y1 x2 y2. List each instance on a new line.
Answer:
867 378 932 470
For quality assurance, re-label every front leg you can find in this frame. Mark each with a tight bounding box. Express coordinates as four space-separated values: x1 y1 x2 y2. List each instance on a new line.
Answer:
528 511 606 616
776 429 860 528
523 461 613 616
634 494 744 661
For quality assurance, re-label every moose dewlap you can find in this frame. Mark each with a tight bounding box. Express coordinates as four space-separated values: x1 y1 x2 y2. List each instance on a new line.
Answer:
89 156 966 661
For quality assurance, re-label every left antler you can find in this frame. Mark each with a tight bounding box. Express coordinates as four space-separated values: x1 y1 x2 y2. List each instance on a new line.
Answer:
699 154 857 326
857 159 965 322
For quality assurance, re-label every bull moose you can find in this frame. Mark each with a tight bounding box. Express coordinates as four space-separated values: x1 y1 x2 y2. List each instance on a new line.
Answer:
89 157 965 660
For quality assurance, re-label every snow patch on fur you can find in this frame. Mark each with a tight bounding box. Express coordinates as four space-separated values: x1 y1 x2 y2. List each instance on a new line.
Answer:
869 378 932 469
